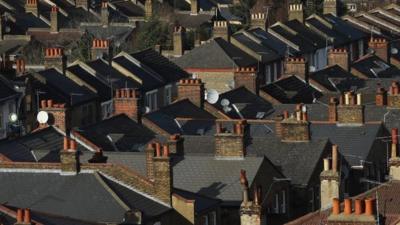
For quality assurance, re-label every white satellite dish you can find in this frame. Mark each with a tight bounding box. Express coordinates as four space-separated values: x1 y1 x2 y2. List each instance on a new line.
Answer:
391 48 399 55
309 66 316 72
221 98 230 107
206 89 219 104
142 106 151 114
9 113 18 123
37 111 49 124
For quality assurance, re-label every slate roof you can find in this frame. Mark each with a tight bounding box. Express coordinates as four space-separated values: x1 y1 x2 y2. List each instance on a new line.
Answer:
284 20 326 49
305 16 350 47
268 23 316 53
309 65 360 92
261 75 323 103
351 54 400 78
74 114 157 152
0 76 18 101
174 38 258 69
210 86 274 119
173 12 214 28
323 14 367 42
0 126 87 162
0 172 169 223
144 99 216 134
34 69 98 106
247 28 295 56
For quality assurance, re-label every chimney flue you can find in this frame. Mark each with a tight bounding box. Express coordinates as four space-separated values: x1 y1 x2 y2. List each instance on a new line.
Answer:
332 198 340 215
344 199 352 215
177 78 205 108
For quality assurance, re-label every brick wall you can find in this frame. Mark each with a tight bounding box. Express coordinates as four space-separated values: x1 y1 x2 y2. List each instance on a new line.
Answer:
192 71 234 93
114 88 141 122
234 67 258 94
214 121 245 158
178 79 204 108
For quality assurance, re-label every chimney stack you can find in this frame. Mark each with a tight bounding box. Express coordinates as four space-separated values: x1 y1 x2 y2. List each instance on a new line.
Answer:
173 26 185 57
213 21 230 41
91 39 112 60
278 105 310 142
50 6 59 33
240 170 264 225
40 99 70 132
328 198 376 223
284 57 308 81
44 47 66 74
320 144 340 210
215 120 246 158
76 0 88 9
328 48 350 71
113 88 142 123
336 92 364 126
387 81 400 108
323 0 337 15
234 67 259 95
101 1 109 27
25 0 39 16
288 4 304 23
250 13 267 31
369 38 389 62
328 97 338 123
190 0 198 15
389 128 400 180
177 78 205 108
153 144 173 205
60 137 80 175
144 0 153 19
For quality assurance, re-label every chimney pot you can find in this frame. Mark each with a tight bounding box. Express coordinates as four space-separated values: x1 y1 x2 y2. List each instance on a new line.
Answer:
365 198 375 216
283 110 289 119
332 198 340 215
355 199 363 215
70 139 77 151
155 142 161 157
41 100 47 108
63 137 69 150
47 99 53 108
162 145 169 157
332 144 338 172
323 158 330 171
16 209 23 223
23 208 31 224
344 198 352 215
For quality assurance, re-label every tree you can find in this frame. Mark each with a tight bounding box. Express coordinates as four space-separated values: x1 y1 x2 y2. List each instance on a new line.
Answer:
133 18 170 51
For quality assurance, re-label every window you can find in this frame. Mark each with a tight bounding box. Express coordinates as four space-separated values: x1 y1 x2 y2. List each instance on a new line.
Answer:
273 62 278 81
209 211 216 225
202 215 209 225
265 65 271 84
164 85 172 105
146 90 158 111
274 193 279 213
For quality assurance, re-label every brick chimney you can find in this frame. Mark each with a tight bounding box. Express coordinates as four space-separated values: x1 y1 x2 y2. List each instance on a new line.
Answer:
40 99 70 132
146 143 157 180
327 198 376 224
328 48 350 71
44 47 66 74
234 67 259 95
144 0 152 19
76 0 88 9
389 128 400 180
250 13 267 31
320 144 340 210
50 6 59 33
288 4 304 23
376 86 387 106
387 81 400 108
101 1 109 27
15 58 26 76
60 137 80 175
25 0 38 16
190 0 198 15
213 21 230 41
173 26 185 57
240 170 264 225
284 57 308 81
168 134 184 155
177 78 205 108
337 92 364 126
215 120 246 158
328 97 338 123
113 88 141 122
91 39 112 60
15 208 32 225
279 106 310 142
153 144 173 205
369 37 388 62
323 0 337 15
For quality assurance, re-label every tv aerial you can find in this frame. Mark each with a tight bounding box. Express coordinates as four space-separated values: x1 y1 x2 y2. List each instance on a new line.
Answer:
391 48 399 55
37 111 49 124
205 89 219 104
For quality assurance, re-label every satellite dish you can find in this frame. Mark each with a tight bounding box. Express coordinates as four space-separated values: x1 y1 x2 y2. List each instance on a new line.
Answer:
309 66 316 72
37 111 49 124
206 89 219 104
391 48 399 55
221 98 230 107
142 106 151 114
9 113 18 123
367 48 375 54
